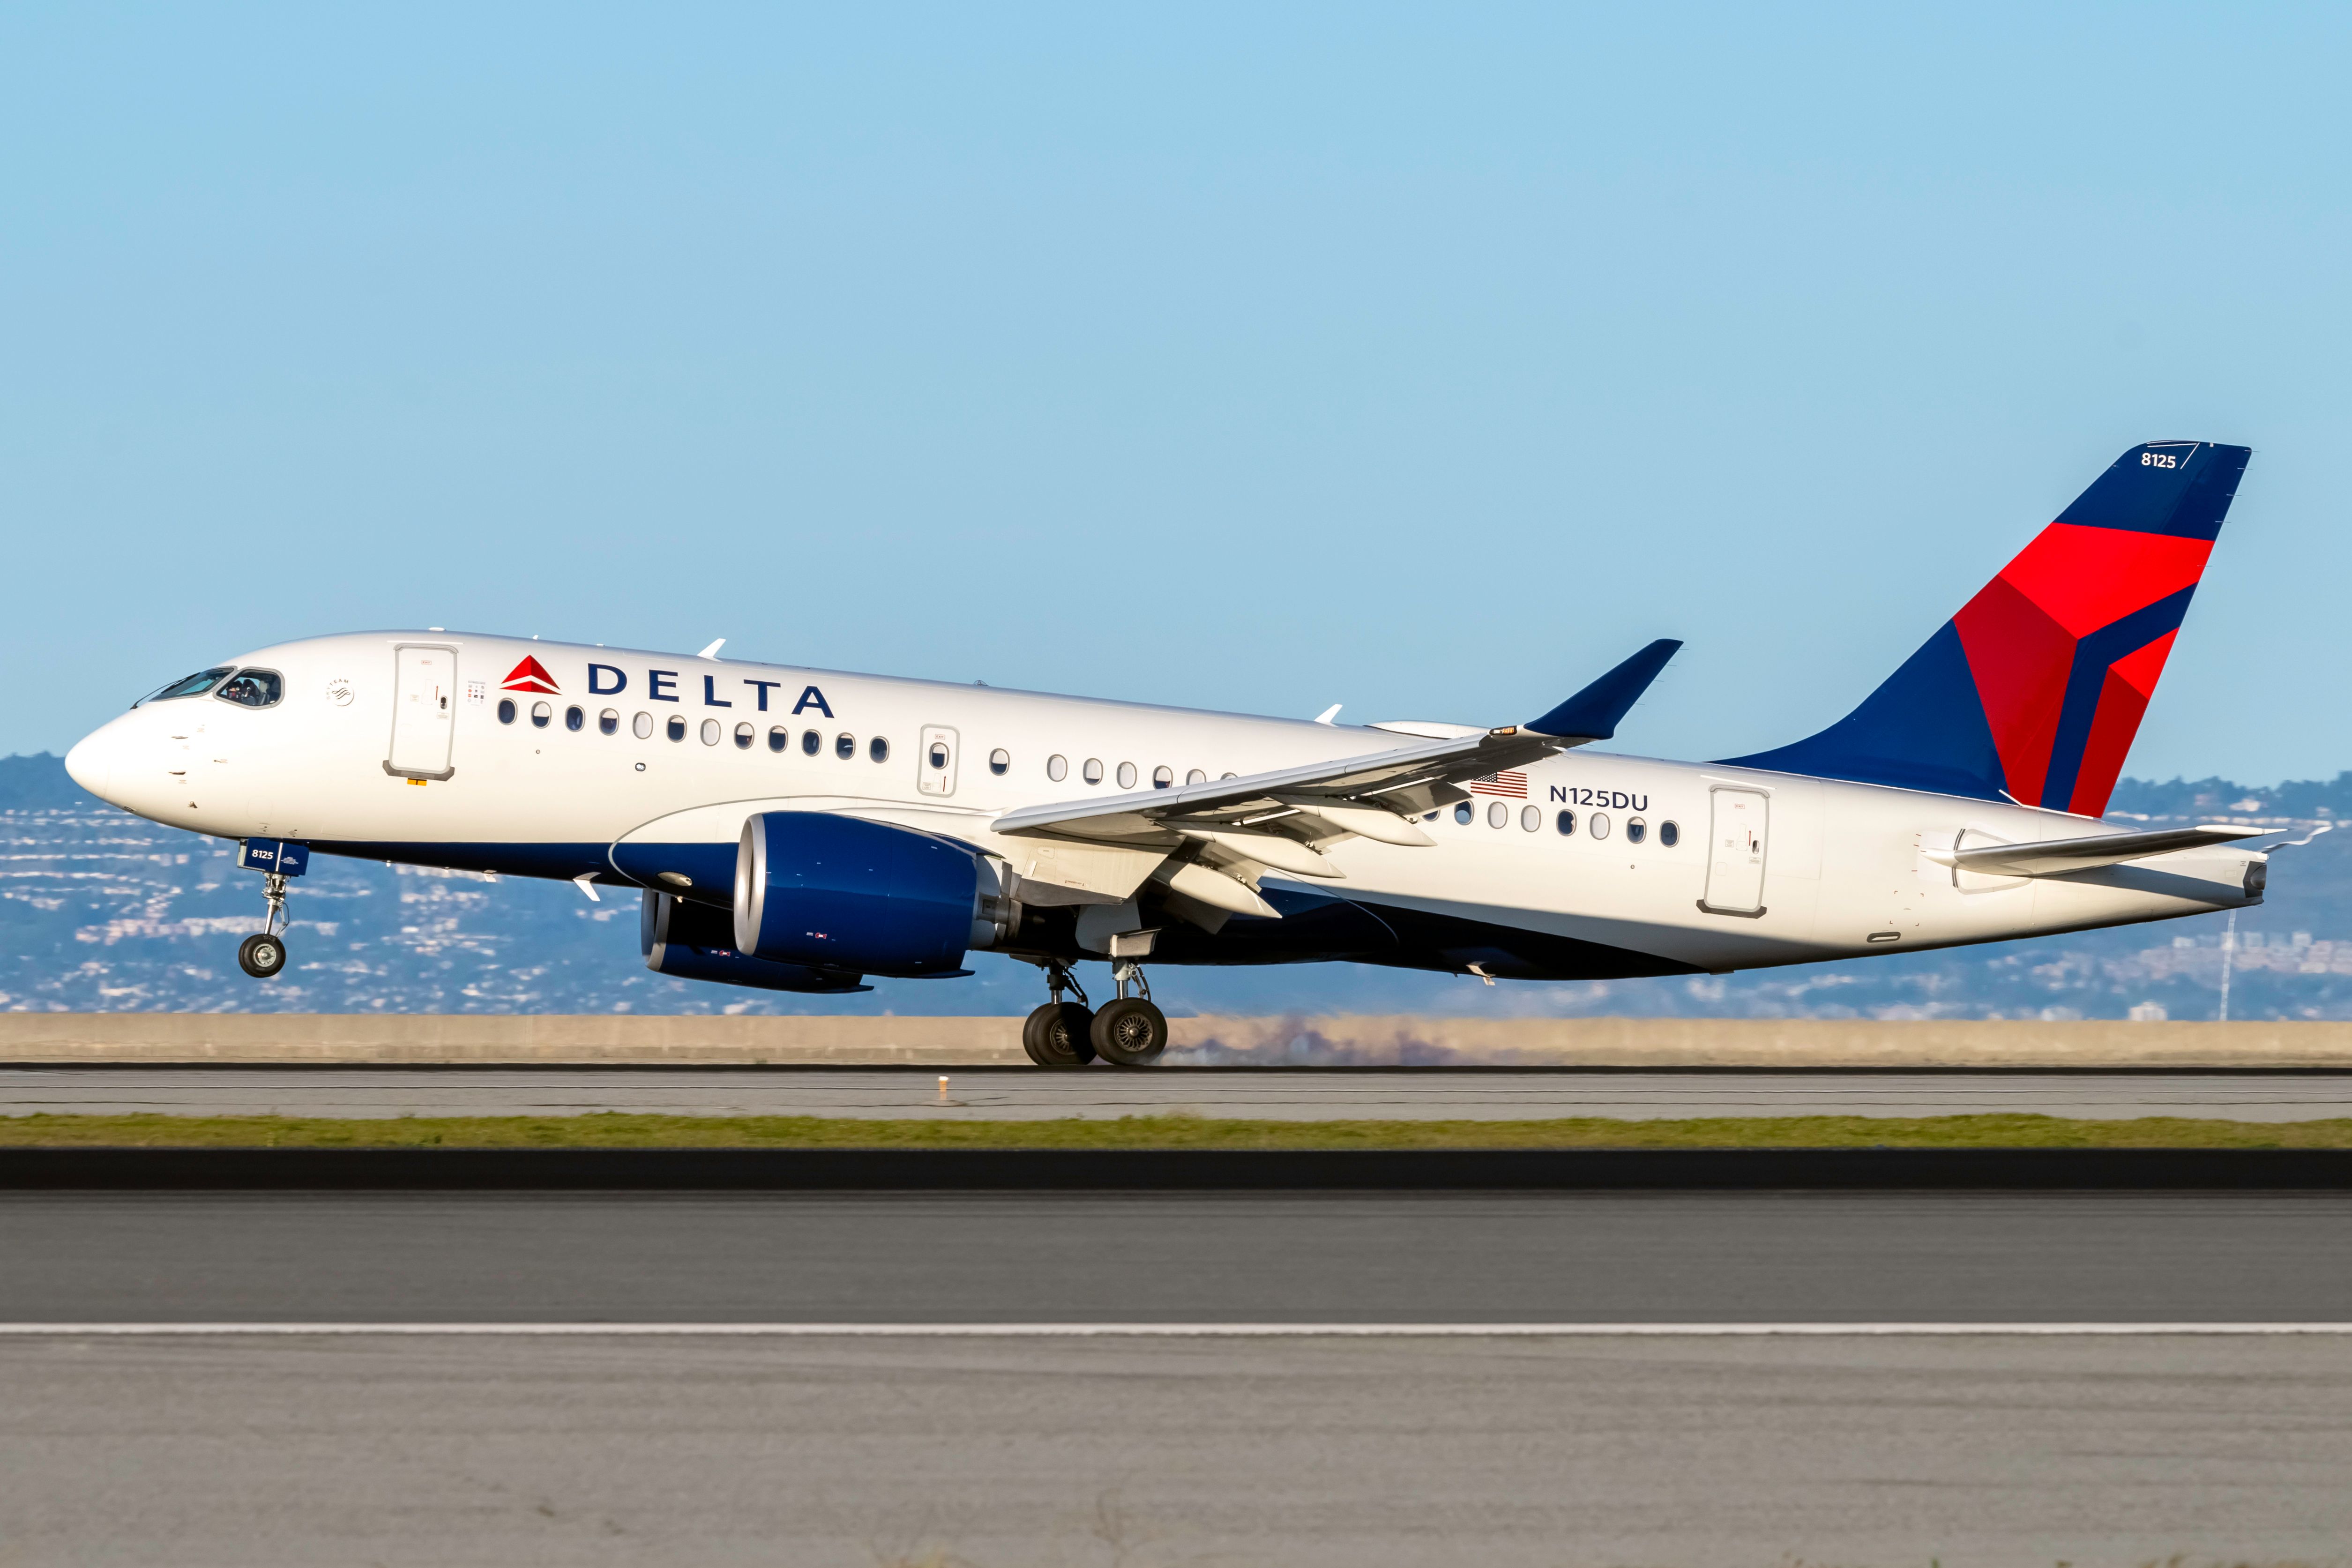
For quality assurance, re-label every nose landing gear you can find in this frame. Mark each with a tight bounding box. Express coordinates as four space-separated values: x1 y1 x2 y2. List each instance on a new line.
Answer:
236 872 291 979
231 840 308 982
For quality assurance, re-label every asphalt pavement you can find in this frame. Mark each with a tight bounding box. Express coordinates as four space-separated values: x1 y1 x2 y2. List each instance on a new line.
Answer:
5 1190 2351 1322
8 1190 2351 1565
8 1065 2352 1120
2 1331 2349 1566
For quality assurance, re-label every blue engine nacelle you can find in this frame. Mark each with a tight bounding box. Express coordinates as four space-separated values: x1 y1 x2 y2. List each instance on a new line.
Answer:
733 811 1019 978
641 889 872 993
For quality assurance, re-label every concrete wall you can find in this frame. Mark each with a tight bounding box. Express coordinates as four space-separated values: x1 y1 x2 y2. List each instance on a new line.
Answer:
3 1013 2351 1067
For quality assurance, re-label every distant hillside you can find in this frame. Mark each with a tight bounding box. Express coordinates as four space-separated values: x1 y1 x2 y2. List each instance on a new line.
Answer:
0 754 91 811
2108 772 2352 821
4 751 2348 1018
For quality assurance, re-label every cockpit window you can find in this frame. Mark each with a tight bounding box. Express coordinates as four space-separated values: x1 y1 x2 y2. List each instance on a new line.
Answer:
214 669 284 709
138 666 234 705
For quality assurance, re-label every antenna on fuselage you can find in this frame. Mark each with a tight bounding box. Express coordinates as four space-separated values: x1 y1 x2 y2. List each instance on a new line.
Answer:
698 639 726 660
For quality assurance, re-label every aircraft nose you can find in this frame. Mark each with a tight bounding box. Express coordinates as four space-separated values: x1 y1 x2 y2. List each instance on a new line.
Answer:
64 724 118 803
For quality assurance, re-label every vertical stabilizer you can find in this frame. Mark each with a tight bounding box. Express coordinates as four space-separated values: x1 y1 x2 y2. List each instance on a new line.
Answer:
1721 441 2251 814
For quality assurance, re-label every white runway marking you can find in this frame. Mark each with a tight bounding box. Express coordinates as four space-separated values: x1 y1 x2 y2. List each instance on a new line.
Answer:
1 1321 2350 1337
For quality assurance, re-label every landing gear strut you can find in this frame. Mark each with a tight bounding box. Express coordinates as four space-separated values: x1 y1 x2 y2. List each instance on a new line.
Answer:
1090 959 1168 1068
237 873 290 980
1021 961 1096 1068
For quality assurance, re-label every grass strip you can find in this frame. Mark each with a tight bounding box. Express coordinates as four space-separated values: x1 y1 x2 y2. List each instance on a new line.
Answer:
2 1112 2352 1150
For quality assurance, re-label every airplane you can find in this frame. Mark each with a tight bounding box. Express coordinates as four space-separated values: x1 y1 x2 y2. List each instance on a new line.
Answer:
65 440 2268 1066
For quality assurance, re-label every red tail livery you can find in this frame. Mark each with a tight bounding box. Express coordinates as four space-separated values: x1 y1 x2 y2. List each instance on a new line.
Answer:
1725 441 2251 813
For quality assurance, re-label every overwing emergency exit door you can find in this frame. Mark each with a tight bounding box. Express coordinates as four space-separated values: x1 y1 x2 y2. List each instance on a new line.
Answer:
917 725 959 797
1700 786 1769 916
386 645 457 780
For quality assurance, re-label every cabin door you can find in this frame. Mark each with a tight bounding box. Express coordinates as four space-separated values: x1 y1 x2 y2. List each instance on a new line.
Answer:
387 644 458 780
1701 786 1769 916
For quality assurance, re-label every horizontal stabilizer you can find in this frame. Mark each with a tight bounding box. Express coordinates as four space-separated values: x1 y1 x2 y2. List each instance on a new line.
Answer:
1526 640 1682 740
1924 823 2263 877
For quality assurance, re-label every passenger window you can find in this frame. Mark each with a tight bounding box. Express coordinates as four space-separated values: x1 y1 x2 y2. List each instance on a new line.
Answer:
1117 762 1137 789
928 742 949 770
1187 769 1206 785
734 722 754 750
1221 772 1237 780
802 729 821 756
1590 812 1612 840
633 711 654 739
531 701 553 729
769 726 788 753
498 699 517 725
214 669 284 709
989 748 1010 776
1487 801 1508 829
566 706 585 732
1627 816 1647 844
1555 809 1576 836
700 718 721 746
870 736 889 763
1083 758 1104 784
600 709 619 735
1047 754 1068 782
1454 802 1473 825
1659 820 1680 847
667 716 687 742
836 733 855 760
1521 805 1540 832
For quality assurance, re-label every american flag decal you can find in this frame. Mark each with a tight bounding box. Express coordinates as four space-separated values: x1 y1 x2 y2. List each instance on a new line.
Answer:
1467 769 1528 799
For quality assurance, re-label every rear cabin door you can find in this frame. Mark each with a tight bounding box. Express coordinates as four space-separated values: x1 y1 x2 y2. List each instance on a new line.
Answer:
1701 786 1769 915
917 725 959 797
387 644 457 779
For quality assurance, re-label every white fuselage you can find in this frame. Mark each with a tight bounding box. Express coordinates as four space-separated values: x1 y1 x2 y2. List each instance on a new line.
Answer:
65 629 2261 981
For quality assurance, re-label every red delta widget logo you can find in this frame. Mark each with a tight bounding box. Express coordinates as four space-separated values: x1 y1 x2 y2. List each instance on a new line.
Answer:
500 657 560 695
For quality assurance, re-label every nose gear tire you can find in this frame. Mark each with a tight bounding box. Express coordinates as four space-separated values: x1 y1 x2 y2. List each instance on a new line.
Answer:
1089 997 1167 1067
237 933 288 979
1023 1001 1097 1067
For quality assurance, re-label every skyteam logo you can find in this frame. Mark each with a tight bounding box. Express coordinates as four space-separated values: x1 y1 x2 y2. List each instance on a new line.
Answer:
500 656 560 695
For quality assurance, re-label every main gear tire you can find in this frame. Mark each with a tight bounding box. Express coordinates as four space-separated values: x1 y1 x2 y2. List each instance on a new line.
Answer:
1089 997 1168 1067
237 932 288 979
1023 1001 1097 1067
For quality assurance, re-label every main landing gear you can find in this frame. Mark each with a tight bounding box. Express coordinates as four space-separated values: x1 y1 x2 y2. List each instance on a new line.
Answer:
1021 962 1095 1068
237 873 290 980
1020 959 1169 1068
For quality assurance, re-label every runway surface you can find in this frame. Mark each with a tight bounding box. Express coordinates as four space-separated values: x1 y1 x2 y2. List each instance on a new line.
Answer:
9 1065 2352 1120
10 1191 2351 1564
4 1332 2350 1567
7 1191 2352 1322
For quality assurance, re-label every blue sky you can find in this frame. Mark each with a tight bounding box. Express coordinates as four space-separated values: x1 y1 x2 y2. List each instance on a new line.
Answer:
6 4 2349 785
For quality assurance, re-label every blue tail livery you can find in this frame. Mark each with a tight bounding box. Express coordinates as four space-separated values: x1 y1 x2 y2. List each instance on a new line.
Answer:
1721 441 2252 813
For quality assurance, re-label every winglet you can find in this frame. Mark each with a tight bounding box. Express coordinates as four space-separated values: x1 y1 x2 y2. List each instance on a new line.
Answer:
1525 639 1682 740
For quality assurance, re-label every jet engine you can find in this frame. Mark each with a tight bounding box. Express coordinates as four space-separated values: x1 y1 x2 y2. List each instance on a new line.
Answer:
641 889 871 993
732 812 1020 978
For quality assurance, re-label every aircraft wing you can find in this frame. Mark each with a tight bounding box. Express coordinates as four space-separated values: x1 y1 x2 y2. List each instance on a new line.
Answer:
1925 823 2265 877
988 640 1681 905
992 724 1566 856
